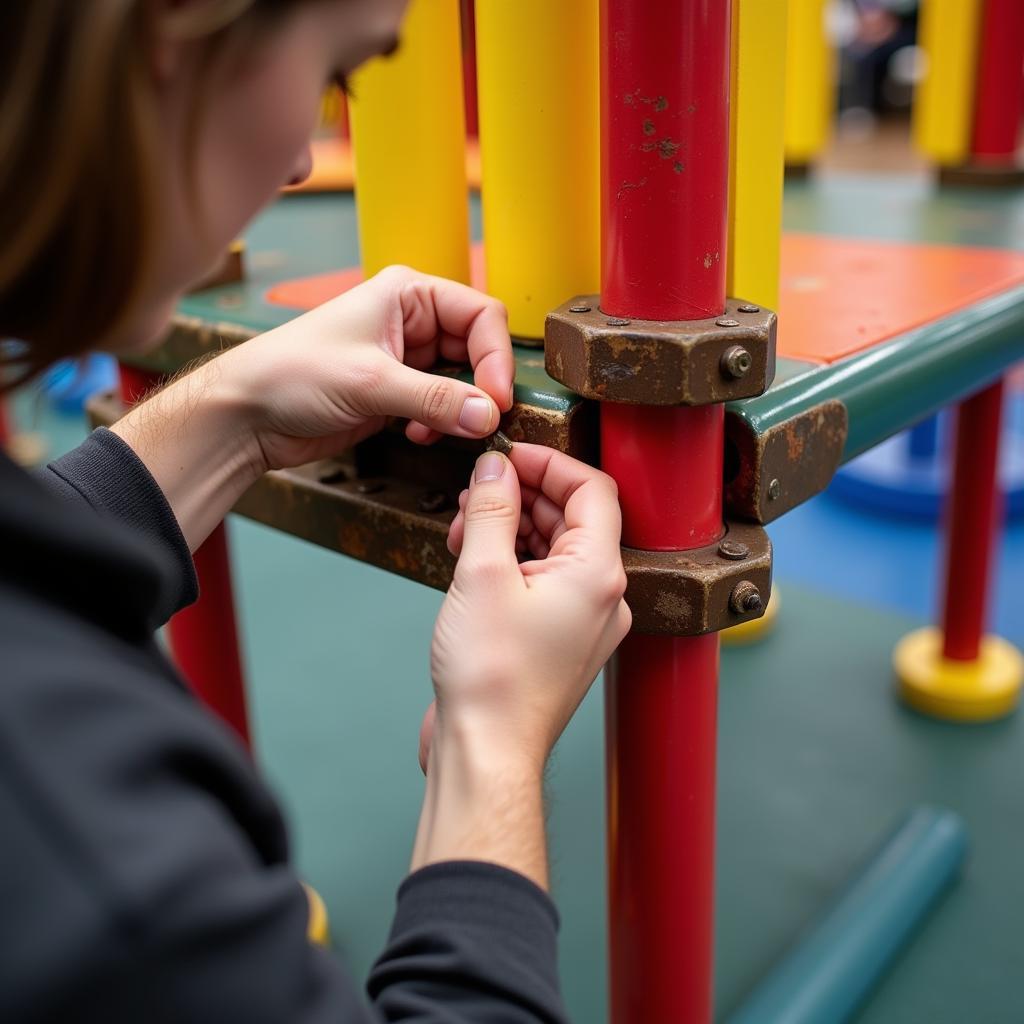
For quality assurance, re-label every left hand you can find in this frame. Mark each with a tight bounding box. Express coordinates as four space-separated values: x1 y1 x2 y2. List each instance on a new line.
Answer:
220 264 514 470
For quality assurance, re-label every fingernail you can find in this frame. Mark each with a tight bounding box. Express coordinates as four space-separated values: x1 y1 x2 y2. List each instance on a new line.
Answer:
459 396 494 434
475 452 506 482
508 383 515 408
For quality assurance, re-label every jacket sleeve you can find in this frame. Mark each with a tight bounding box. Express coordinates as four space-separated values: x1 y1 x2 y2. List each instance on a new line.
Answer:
369 861 570 1023
36 427 198 619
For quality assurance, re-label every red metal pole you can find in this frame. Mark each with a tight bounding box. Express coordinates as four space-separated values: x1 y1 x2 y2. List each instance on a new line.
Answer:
460 0 479 139
600 3 731 1022
0 396 11 449
940 379 1006 661
970 0 1024 162
118 364 252 748
168 523 251 746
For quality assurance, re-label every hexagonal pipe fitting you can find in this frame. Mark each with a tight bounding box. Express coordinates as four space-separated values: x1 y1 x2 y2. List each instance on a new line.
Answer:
545 294 776 406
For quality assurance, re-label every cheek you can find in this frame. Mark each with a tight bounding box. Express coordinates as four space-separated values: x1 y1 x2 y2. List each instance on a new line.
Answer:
199 62 323 243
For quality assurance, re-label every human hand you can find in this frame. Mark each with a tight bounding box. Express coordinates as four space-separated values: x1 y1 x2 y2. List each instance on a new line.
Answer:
219 265 514 470
426 443 631 775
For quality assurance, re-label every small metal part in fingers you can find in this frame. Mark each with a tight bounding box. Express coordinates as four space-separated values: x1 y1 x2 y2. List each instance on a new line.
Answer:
487 430 514 456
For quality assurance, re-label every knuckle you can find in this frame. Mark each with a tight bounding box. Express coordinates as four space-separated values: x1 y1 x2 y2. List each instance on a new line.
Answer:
465 496 517 524
599 568 628 604
420 378 456 423
599 470 620 498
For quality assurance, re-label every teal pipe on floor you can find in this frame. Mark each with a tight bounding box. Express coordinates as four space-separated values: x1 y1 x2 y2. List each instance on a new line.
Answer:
727 806 968 1024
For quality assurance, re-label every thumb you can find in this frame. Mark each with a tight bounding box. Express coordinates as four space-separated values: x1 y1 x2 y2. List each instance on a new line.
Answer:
373 360 499 439
456 451 522 577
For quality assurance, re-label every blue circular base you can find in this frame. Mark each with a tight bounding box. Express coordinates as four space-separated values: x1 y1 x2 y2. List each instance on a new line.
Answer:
831 424 1024 523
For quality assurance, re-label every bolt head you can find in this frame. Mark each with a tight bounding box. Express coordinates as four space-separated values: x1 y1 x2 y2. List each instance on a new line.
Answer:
716 317 740 328
720 345 752 380
569 304 592 313
767 478 781 501
606 318 631 327
717 539 749 561
737 303 761 314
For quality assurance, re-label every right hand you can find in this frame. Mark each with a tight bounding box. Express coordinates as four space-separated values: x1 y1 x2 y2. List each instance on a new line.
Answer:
426 443 632 775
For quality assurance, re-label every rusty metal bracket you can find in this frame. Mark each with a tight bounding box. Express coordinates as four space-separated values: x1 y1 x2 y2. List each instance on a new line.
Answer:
544 295 776 406
725 399 849 524
622 520 771 635
86 390 771 635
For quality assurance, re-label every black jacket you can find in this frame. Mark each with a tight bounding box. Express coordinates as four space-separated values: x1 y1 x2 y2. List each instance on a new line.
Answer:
0 428 567 1023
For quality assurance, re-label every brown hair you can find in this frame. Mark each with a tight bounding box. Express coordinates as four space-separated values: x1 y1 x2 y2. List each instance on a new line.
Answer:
0 0 290 385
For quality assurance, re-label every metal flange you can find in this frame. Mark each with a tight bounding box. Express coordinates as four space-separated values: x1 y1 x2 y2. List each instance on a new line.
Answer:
622 520 772 635
545 294 776 406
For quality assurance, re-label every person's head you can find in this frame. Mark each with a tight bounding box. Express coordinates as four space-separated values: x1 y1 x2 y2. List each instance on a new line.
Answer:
0 0 406 379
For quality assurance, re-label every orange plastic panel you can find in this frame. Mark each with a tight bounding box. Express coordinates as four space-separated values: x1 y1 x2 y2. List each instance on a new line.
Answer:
266 246 488 309
269 234 1024 369
778 234 1024 364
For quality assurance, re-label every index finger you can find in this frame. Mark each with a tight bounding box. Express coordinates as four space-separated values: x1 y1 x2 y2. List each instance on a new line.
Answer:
403 273 515 413
508 443 622 553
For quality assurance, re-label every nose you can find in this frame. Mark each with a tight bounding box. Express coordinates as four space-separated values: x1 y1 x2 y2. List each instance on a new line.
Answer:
287 144 314 187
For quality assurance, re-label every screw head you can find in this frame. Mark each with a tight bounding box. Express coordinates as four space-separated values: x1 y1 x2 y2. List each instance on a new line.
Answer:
720 345 752 380
737 303 761 314
716 317 740 328
717 539 749 561
356 480 385 495
418 490 449 514
606 318 632 327
569 304 592 313
730 580 763 615
767 478 781 501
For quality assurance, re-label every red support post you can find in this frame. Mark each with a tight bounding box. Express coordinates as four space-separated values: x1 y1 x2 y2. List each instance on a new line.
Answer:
118 364 252 749
599 3 731 1022
0 396 11 449
940 379 1006 661
460 0 479 139
970 0 1024 162
168 523 251 747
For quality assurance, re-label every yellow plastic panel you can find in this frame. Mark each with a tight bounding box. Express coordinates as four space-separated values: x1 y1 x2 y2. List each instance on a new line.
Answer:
729 0 788 310
475 0 600 341
783 0 834 165
348 0 470 282
912 0 983 166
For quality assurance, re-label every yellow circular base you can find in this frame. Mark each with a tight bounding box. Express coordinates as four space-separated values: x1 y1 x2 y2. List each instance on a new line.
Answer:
302 883 331 947
722 589 780 647
894 628 1024 722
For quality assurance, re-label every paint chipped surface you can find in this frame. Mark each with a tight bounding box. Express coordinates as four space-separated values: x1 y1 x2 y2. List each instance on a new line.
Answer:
617 177 648 201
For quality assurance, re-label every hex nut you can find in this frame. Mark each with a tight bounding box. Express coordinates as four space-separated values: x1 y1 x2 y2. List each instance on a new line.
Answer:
730 580 763 615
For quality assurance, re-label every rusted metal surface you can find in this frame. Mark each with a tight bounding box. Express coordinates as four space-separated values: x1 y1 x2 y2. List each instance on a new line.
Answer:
88 388 769 636
724 398 848 524
123 315 255 376
938 164 1024 189
621 519 771 635
545 294 776 406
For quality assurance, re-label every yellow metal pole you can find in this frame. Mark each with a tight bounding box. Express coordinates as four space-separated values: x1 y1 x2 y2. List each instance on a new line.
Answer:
724 0 787 649
348 0 470 282
728 0 788 310
783 0 833 168
912 0 984 166
475 0 599 342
